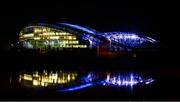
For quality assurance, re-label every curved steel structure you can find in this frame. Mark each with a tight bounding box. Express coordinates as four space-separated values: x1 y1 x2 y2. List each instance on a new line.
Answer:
16 23 157 52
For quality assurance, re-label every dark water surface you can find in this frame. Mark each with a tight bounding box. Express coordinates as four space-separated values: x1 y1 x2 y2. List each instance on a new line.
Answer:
0 51 180 100
1 65 180 100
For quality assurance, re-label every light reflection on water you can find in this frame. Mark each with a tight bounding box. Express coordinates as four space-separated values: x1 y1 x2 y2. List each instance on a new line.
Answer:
19 70 78 87
18 70 155 92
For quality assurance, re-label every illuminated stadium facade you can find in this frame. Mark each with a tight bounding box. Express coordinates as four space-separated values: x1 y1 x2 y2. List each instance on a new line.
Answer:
16 23 157 52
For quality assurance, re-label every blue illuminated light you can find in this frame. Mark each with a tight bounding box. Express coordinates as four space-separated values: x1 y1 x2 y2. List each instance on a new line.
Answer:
145 78 154 84
58 83 93 92
58 73 155 92
60 23 97 34
81 72 99 83
146 37 157 43
99 32 157 48
102 73 154 87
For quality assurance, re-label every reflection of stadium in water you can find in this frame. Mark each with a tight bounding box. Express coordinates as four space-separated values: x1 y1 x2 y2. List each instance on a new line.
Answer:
59 72 155 92
19 70 154 92
102 73 154 86
19 70 78 87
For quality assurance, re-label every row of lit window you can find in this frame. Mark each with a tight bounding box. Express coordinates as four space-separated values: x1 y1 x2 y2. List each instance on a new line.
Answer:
21 39 85 45
41 44 87 48
56 40 79 44
20 35 77 40
20 32 71 38
33 27 54 33
44 41 79 44
22 40 79 44
20 33 34 38
47 36 76 40
33 27 74 37
34 28 50 33
53 44 87 48
20 26 76 39
38 32 72 36
23 44 87 49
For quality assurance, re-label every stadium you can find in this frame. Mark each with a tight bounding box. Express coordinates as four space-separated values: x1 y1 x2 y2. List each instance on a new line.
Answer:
14 23 157 53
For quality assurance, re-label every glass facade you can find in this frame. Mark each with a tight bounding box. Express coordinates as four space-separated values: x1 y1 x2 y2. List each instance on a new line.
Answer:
19 26 88 49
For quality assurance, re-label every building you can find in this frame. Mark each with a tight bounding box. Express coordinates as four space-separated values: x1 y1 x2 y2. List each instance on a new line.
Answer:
15 23 157 52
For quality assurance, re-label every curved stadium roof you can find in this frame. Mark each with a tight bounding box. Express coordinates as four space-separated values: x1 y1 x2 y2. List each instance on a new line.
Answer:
17 23 157 51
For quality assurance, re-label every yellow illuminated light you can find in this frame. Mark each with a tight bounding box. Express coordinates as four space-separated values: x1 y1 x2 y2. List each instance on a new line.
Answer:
42 29 46 32
23 74 33 81
19 70 78 87
41 82 45 86
73 37 76 40
33 80 39 86
67 75 69 80
34 37 41 40
50 36 59 39
20 26 88 49
72 76 75 80
22 34 34 37
41 32 56 36
68 36 73 40
34 28 42 33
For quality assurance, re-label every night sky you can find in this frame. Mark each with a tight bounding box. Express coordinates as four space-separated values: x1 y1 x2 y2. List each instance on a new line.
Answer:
0 3 179 53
